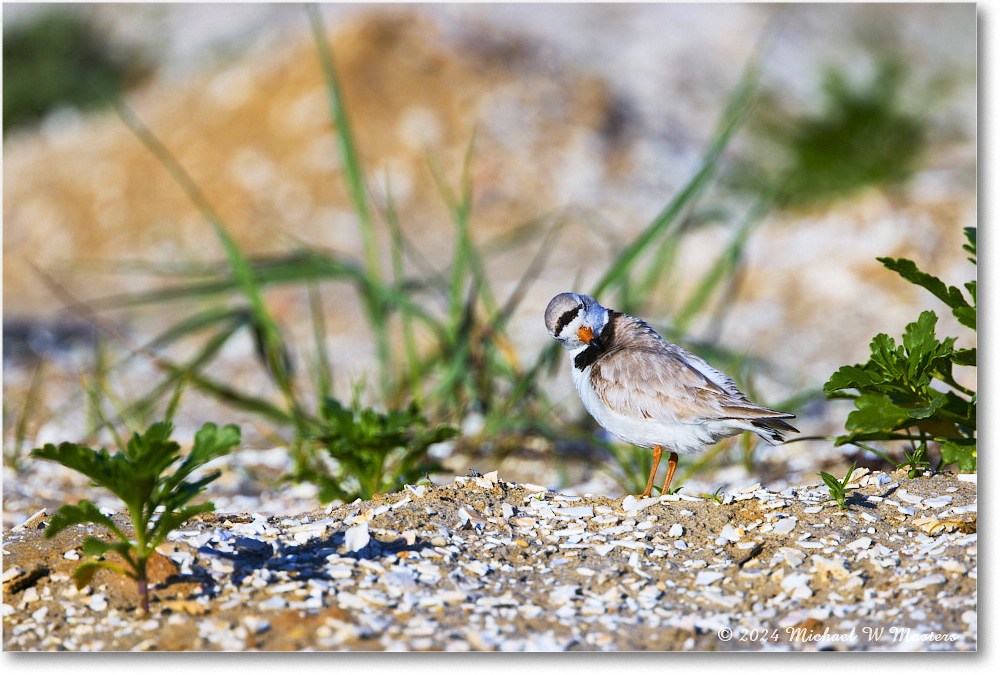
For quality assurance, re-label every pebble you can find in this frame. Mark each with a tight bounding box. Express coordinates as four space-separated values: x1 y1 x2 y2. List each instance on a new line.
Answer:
847 537 873 551
716 524 742 544
780 574 813 599
778 547 806 568
812 555 850 580
694 571 724 587
922 495 953 509
258 596 287 610
898 574 947 590
772 517 798 535
344 522 371 552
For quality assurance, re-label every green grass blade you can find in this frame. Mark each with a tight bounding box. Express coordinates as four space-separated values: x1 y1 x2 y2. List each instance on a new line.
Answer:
306 4 392 395
123 318 246 425
11 357 47 469
384 172 423 406
591 53 761 301
308 281 334 402
673 195 770 334
305 4 379 279
90 251 371 309
110 98 301 425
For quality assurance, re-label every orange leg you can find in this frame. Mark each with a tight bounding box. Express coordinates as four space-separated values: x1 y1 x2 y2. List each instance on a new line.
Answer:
640 445 663 498
661 452 679 495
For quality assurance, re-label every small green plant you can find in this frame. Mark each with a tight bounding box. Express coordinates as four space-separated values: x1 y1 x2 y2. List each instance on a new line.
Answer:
746 59 927 209
30 421 240 613
701 486 726 504
3 9 148 134
824 227 976 473
298 397 457 502
819 461 857 511
900 443 932 479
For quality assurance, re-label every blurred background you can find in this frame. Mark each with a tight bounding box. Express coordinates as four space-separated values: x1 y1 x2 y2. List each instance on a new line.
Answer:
2 3 977 525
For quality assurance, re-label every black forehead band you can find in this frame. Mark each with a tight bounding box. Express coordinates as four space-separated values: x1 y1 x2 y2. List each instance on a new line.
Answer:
554 306 581 335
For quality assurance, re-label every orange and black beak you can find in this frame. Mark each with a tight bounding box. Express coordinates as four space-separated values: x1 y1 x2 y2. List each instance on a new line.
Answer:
577 326 602 350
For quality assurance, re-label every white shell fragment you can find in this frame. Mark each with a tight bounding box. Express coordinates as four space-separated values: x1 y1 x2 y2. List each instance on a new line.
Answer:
2 458 978 652
772 517 798 535
344 522 371 552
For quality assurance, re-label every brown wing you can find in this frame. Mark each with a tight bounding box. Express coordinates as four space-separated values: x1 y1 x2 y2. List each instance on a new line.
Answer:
589 316 793 425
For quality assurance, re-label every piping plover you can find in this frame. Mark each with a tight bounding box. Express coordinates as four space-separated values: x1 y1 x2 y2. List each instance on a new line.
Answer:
545 292 797 497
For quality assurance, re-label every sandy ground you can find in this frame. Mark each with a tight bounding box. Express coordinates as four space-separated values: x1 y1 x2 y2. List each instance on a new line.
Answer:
2 469 976 651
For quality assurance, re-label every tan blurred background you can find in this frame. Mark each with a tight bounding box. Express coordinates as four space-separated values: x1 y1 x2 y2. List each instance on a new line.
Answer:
2 3 977 480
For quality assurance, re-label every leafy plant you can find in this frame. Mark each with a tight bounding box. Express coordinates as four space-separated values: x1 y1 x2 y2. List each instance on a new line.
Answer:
746 59 927 209
824 227 976 473
30 421 241 613
819 461 857 511
701 486 726 504
297 397 457 502
3 9 148 134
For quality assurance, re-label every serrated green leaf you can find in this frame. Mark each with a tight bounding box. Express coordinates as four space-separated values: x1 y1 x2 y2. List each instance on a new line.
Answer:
964 280 976 303
902 311 938 355
158 423 240 501
953 306 976 331
150 502 216 548
908 393 947 419
963 227 976 262
81 536 135 562
878 257 970 311
72 560 132 590
125 421 174 461
952 348 976 367
31 443 133 509
44 500 129 543
824 365 875 393
868 333 906 381
846 393 910 432
940 439 976 472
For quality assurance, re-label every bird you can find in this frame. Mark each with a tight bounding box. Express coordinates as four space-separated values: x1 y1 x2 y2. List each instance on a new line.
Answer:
544 292 797 498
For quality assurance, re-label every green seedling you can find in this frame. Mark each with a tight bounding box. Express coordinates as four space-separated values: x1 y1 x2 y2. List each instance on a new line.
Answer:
901 442 931 479
819 461 857 511
701 486 726 504
300 397 457 502
30 421 240 613
824 227 976 472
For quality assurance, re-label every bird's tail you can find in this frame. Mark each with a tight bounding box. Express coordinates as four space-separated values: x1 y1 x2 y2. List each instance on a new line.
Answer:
749 416 799 444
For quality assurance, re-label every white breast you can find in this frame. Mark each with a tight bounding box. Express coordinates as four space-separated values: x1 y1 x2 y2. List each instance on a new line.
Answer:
571 361 741 455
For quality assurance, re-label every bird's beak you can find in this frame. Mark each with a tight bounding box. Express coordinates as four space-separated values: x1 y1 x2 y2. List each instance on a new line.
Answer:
577 326 602 350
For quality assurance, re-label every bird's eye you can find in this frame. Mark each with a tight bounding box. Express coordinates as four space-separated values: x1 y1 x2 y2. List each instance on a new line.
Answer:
554 306 582 336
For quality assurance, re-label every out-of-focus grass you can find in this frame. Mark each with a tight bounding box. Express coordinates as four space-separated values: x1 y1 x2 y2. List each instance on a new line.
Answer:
8 7 941 499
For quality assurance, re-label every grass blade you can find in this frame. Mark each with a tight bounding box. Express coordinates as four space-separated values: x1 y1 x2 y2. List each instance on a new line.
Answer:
673 195 770 334
384 172 423 406
308 281 334 402
306 3 392 395
110 98 302 427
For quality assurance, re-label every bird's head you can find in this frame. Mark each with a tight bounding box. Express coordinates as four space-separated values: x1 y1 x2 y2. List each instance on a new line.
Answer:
544 292 609 351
